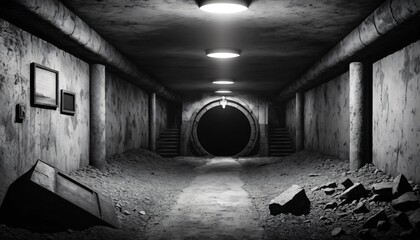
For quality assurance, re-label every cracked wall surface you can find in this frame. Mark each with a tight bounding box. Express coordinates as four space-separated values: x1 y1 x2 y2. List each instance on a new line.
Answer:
304 72 350 159
0 19 89 205
105 72 149 157
373 39 420 182
285 72 350 159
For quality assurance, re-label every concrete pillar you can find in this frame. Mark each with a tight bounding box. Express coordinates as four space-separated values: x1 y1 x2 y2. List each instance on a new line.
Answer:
295 92 304 151
149 93 157 151
90 64 106 171
349 62 367 170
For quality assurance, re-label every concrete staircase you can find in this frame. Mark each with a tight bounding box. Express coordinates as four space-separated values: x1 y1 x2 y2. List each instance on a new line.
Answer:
156 128 180 157
269 127 294 157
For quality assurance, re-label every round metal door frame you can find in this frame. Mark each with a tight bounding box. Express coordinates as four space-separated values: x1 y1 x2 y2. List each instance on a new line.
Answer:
190 98 259 157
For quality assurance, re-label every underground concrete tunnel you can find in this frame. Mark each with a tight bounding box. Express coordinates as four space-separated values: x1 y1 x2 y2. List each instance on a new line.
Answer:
1 0 420 239
196 105 251 156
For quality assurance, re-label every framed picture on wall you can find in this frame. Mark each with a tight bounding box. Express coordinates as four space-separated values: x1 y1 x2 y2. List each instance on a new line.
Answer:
61 90 76 115
31 63 59 109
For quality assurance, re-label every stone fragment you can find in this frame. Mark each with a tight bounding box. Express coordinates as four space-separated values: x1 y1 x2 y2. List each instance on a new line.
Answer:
323 188 335 195
363 209 387 228
392 192 419 212
371 182 394 200
269 185 310 216
408 208 420 231
339 183 367 202
358 229 370 239
353 202 369 214
393 174 413 198
341 178 354 189
122 210 131 215
325 202 338 210
394 212 413 230
369 194 381 202
321 182 337 189
331 227 344 237
377 220 391 231
139 210 146 215
309 173 319 177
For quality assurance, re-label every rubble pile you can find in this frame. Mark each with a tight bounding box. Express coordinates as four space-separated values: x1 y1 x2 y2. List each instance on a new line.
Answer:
268 162 420 239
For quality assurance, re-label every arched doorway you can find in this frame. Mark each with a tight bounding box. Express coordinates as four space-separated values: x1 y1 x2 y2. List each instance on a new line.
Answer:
190 98 258 157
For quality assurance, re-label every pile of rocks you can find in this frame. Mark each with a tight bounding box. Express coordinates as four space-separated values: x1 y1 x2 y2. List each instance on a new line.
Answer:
269 172 420 239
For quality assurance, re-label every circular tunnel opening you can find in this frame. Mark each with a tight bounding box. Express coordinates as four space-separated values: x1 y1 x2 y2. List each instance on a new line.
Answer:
197 105 251 156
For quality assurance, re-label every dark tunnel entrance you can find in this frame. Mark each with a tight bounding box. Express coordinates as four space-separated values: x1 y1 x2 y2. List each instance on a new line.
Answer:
197 105 251 156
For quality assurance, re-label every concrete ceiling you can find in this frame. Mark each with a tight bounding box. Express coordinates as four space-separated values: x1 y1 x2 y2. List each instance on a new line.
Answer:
60 0 385 96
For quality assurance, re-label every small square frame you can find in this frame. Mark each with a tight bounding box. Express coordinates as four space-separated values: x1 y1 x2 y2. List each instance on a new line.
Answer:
31 63 59 109
60 90 76 115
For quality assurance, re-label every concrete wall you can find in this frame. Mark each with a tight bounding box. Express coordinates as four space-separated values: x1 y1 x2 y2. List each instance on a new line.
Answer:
156 96 168 138
105 71 149 157
284 73 350 159
0 19 89 204
373 39 420 182
304 73 350 159
285 99 296 149
181 94 269 156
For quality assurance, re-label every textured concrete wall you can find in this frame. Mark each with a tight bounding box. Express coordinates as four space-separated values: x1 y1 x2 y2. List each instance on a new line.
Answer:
181 94 268 156
0 19 89 204
156 96 168 138
105 71 149 157
373 39 420 182
285 99 296 149
303 73 350 159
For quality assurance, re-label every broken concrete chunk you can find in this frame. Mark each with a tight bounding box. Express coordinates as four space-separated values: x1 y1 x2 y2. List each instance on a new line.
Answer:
269 185 310 216
363 209 387 229
341 178 354 190
325 202 338 210
339 183 367 202
353 202 369 214
321 182 337 189
371 182 394 201
408 208 420 231
323 188 335 195
393 174 413 198
394 212 413 230
392 192 420 212
331 227 344 237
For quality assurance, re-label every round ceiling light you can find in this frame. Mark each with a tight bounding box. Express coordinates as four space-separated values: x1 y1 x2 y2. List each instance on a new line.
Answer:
199 0 248 14
206 49 241 59
212 80 234 84
215 90 232 94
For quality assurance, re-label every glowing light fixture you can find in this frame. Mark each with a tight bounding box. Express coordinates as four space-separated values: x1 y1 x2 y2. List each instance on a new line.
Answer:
215 90 232 94
206 49 241 59
199 0 249 14
212 80 234 85
220 96 228 109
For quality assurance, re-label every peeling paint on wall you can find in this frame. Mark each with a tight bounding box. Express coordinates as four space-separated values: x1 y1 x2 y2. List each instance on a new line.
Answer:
302 73 350 159
373 39 420 183
105 72 149 157
0 19 89 205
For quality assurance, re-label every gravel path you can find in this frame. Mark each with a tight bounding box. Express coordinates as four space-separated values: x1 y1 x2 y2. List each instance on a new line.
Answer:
147 157 262 240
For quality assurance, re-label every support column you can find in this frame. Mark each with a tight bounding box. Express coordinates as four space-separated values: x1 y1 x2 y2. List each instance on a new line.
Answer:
349 62 369 170
295 92 304 151
90 64 106 171
149 93 157 151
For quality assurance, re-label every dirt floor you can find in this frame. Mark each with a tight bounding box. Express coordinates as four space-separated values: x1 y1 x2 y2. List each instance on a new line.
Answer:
0 149 419 239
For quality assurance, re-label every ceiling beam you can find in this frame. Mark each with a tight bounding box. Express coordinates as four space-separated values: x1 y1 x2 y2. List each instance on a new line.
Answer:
0 0 179 101
275 0 420 102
